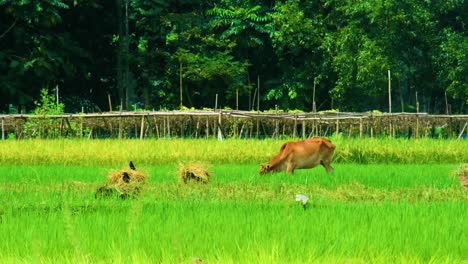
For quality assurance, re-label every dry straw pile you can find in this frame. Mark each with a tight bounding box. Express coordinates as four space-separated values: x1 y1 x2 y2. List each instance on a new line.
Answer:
95 162 147 199
178 163 212 184
455 164 468 189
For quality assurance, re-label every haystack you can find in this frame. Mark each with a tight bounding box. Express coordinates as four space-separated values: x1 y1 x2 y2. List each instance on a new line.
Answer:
95 162 147 199
178 163 211 184
108 169 146 197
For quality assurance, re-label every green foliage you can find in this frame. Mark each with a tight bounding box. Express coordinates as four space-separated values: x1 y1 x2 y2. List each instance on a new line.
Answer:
23 89 65 138
32 88 64 115
0 0 466 113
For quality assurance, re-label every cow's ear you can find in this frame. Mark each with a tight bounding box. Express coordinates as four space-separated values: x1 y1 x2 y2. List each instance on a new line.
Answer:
266 164 270 170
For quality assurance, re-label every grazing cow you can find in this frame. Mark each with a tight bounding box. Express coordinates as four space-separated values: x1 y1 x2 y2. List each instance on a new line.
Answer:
259 137 335 174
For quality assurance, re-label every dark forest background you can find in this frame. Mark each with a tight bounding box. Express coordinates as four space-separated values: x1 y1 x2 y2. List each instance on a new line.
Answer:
0 0 466 114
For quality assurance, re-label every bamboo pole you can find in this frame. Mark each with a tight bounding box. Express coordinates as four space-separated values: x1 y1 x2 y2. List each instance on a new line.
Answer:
293 115 297 138
167 116 171 138
236 89 239 111
118 117 122 139
108 94 113 111
217 112 223 141
139 115 145 139
275 105 279 139
179 62 183 109
154 116 160 138
359 118 363 138
388 70 392 113
335 119 339 137
302 120 306 139
80 118 84 138
1 118 4 140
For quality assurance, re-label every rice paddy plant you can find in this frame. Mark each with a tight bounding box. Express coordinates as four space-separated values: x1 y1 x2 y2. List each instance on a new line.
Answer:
0 199 466 262
0 138 466 165
0 138 466 262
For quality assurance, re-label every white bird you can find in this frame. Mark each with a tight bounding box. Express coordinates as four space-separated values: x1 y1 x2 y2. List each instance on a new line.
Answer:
295 194 309 209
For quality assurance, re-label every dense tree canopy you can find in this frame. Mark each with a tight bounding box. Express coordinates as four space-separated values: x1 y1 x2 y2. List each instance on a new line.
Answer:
0 0 466 113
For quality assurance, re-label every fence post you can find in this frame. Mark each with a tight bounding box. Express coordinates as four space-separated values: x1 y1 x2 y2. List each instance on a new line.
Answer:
1 117 4 140
335 119 339 137
293 115 297 138
302 120 306 139
139 115 145 140
359 118 363 138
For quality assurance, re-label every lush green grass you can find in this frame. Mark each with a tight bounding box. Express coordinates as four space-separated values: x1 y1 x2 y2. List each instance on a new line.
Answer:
0 163 467 262
0 138 466 165
1 200 466 263
0 139 466 262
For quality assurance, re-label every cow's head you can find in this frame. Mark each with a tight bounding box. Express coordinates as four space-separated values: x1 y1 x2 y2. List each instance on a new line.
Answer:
259 164 272 174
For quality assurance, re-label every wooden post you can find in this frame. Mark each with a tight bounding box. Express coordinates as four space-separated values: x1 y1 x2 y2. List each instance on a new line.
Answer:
163 117 166 137
312 77 317 113
108 94 113 112
206 117 209 138
302 120 306 139
293 115 297 138
1 118 4 140
215 94 218 111
139 115 145 140
256 118 259 138
359 118 363 138
388 70 392 113
335 119 339 137
448 117 453 139
458 122 467 140
167 116 171 138
80 118 84 138
118 117 122 139
56 84 59 105
445 91 449 115
154 116 160 138
415 91 420 139
179 62 183 109
257 75 260 112
236 89 239 110
275 105 279 139
217 112 223 141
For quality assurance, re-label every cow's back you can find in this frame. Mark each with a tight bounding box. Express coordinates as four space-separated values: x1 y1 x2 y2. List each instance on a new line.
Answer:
289 138 329 169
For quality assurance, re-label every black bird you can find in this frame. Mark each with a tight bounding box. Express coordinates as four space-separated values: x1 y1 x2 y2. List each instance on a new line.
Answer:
129 161 136 170
122 172 130 183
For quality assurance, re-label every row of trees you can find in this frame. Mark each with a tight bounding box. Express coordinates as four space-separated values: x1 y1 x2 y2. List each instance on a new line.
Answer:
0 0 466 114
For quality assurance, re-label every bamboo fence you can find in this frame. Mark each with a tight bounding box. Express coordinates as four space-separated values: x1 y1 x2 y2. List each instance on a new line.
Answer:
1 110 467 140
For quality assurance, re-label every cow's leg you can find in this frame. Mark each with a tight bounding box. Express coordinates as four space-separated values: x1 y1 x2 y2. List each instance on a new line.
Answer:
321 160 334 173
286 162 295 174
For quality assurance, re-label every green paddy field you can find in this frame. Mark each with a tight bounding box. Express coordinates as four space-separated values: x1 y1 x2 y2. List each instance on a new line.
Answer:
0 139 466 263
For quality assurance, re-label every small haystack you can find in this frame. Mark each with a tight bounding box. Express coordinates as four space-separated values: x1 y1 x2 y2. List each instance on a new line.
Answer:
95 161 147 199
455 165 468 189
178 163 211 184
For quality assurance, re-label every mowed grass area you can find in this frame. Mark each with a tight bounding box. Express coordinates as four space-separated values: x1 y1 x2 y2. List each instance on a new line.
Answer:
0 139 467 262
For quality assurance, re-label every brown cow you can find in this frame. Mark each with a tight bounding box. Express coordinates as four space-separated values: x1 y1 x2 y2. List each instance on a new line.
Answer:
259 137 335 174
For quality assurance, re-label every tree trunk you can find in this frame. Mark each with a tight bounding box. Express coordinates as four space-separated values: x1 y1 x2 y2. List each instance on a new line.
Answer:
116 0 130 110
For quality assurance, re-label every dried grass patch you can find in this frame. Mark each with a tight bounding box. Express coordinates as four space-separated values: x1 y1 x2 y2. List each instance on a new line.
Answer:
455 164 468 189
95 166 147 199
